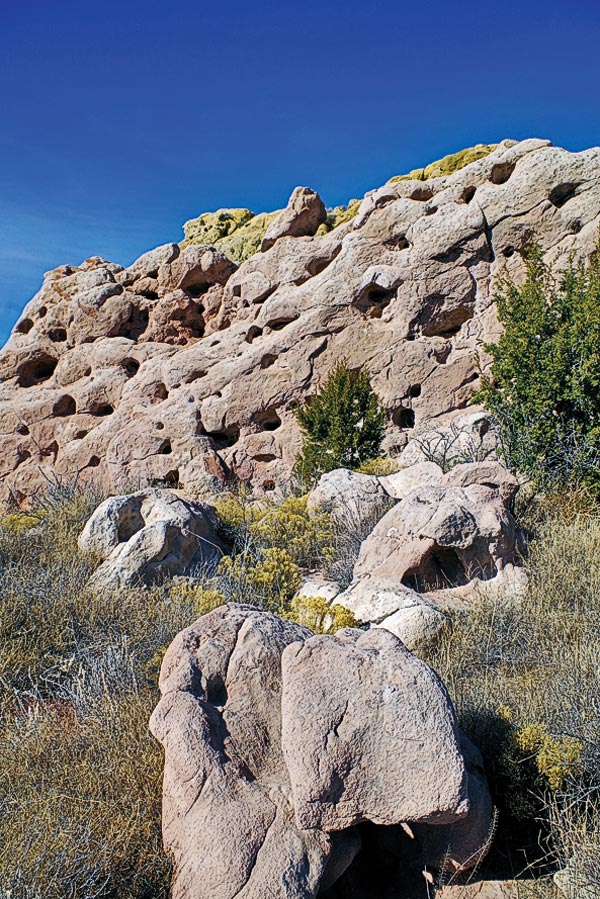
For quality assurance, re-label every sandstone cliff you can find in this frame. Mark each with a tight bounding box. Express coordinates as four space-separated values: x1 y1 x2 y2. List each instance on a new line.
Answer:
2 138 599 502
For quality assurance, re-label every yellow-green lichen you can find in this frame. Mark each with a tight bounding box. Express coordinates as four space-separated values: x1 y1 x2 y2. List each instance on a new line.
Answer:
315 199 361 236
181 208 281 264
182 208 254 247
217 210 280 262
388 143 497 184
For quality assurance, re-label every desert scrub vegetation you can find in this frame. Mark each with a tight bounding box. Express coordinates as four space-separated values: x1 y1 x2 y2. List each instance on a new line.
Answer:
293 361 385 483
477 243 600 493
0 487 208 899
0 485 360 897
420 491 600 890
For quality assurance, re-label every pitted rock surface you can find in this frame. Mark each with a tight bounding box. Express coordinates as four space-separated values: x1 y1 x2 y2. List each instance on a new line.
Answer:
150 604 493 899
3 139 600 501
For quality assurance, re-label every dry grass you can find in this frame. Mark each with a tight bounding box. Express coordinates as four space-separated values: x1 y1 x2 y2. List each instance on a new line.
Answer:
0 487 201 899
421 492 600 892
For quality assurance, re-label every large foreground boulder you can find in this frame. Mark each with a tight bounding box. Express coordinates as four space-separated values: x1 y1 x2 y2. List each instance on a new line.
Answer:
78 488 221 588
150 604 493 899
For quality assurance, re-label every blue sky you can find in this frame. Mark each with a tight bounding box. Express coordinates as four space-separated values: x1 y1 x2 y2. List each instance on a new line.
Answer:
2 0 600 345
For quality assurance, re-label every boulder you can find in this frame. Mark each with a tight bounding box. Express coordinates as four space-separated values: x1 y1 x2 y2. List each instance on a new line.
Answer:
78 488 221 588
354 483 517 594
379 460 444 499
436 882 521 898
150 605 494 899
281 627 470 831
375 596 447 648
261 186 327 251
307 468 394 533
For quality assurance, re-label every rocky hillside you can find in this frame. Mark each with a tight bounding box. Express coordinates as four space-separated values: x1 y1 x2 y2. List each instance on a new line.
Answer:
2 137 600 503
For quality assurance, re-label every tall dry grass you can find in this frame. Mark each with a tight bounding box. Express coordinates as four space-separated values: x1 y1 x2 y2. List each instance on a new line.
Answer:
421 492 600 893
0 487 200 899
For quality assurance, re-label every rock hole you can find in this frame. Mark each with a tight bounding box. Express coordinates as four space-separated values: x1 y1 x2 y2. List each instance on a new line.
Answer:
17 424 30 436
87 455 101 468
232 285 242 298
41 440 59 460
570 219 583 234
403 545 471 593
16 318 34 335
183 369 207 384
422 305 473 338
152 383 169 403
122 357 140 377
409 185 434 201
162 469 180 487
16 448 31 465
206 676 228 708
38 306 48 318
307 256 333 277
549 182 581 208
90 402 114 417
74 430 88 439
185 283 211 299
120 306 149 340
260 354 277 369
48 327 68 342
53 395 76 417
408 384 421 398
355 286 395 318
392 407 415 429
83 367 92 377
461 185 477 204
490 162 515 185
267 316 298 332
16 354 58 387
156 422 165 430
246 326 263 343
262 480 276 491
159 439 172 455
424 205 438 216
503 246 515 258
254 453 277 462
254 408 281 431
139 289 159 300
384 234 410 250
206 425 240 450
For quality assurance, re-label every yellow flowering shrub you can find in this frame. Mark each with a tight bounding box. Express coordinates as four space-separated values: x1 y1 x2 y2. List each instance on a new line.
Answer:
169 582 227 617
215 492 335 569
286 595 358 634
219 547 301 611
355 458 400 476
250 496 334 568
0 513 39 533
516 723 584 792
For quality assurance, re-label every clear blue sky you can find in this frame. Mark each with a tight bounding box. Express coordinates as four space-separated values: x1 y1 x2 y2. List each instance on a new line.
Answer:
2 0 600 344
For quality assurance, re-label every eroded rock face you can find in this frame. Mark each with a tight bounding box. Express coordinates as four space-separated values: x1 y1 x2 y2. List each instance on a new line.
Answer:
261 186 327 250
78 488 221 588
3 140 600 502
150 604 493 899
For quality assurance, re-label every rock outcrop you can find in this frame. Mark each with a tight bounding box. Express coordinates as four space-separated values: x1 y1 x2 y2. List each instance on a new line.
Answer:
78 488 221 588
150 604 493 899
2 139 600 502
304 458 520 642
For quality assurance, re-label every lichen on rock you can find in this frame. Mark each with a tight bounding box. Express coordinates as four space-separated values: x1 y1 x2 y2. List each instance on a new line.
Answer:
388 142 499 183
